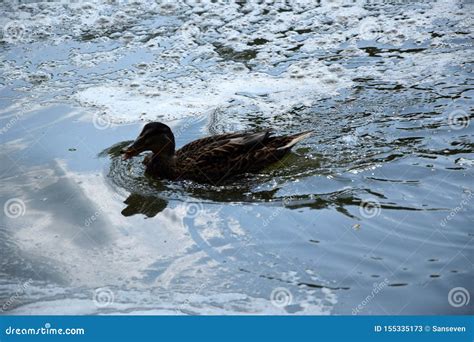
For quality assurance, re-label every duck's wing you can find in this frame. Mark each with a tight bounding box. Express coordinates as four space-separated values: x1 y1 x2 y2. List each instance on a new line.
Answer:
175 130 272 179
176 129 313 183
176 130 271 159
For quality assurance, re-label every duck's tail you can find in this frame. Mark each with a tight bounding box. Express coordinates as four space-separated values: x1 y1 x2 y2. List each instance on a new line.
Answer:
277 130 314 150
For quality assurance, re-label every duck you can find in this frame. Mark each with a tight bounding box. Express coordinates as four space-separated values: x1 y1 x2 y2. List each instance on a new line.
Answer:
121 122 312 184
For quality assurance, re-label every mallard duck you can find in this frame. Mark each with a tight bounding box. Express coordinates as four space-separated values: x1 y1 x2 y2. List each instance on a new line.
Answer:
121 122 312 184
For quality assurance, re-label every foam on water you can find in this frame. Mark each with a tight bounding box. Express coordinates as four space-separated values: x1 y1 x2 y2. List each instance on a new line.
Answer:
3 281 334 315
2 0 471 125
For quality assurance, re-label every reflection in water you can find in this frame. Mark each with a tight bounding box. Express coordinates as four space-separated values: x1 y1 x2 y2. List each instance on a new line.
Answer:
103 141 448 220
121 193 167 217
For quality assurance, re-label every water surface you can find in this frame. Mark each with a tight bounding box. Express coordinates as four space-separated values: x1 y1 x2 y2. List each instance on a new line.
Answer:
0 0 473 315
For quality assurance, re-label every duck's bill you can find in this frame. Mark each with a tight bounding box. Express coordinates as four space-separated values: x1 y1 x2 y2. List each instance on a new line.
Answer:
121 136 148 160
120 148 137 160
120 143 143 160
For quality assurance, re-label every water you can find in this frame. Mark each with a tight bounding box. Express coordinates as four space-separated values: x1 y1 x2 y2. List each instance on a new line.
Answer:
0 0 473 315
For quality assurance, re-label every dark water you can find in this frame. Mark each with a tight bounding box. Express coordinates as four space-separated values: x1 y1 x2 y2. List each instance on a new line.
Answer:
0 0 473 315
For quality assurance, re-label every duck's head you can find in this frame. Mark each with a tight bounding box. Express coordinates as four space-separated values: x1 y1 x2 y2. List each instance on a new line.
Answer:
121 122 175 160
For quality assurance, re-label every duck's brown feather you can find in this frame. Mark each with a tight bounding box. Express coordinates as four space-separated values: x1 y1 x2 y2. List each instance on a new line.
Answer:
166 129 311 183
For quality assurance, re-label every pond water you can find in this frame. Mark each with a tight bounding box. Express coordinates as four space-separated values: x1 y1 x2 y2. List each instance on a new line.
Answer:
0 0 473 315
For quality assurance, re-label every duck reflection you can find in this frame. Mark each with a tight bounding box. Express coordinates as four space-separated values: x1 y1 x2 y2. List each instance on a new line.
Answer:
121 193 168 217
102 141 425 220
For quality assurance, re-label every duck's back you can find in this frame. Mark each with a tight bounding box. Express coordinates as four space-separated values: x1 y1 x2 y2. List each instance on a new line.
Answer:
176 131 251 160
173 130 310 184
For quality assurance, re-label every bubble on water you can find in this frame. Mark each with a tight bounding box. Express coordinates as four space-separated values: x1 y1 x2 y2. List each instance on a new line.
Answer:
2 20 26 43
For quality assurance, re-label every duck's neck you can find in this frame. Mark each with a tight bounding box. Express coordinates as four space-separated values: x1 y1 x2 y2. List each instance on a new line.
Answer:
145 152 177 179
